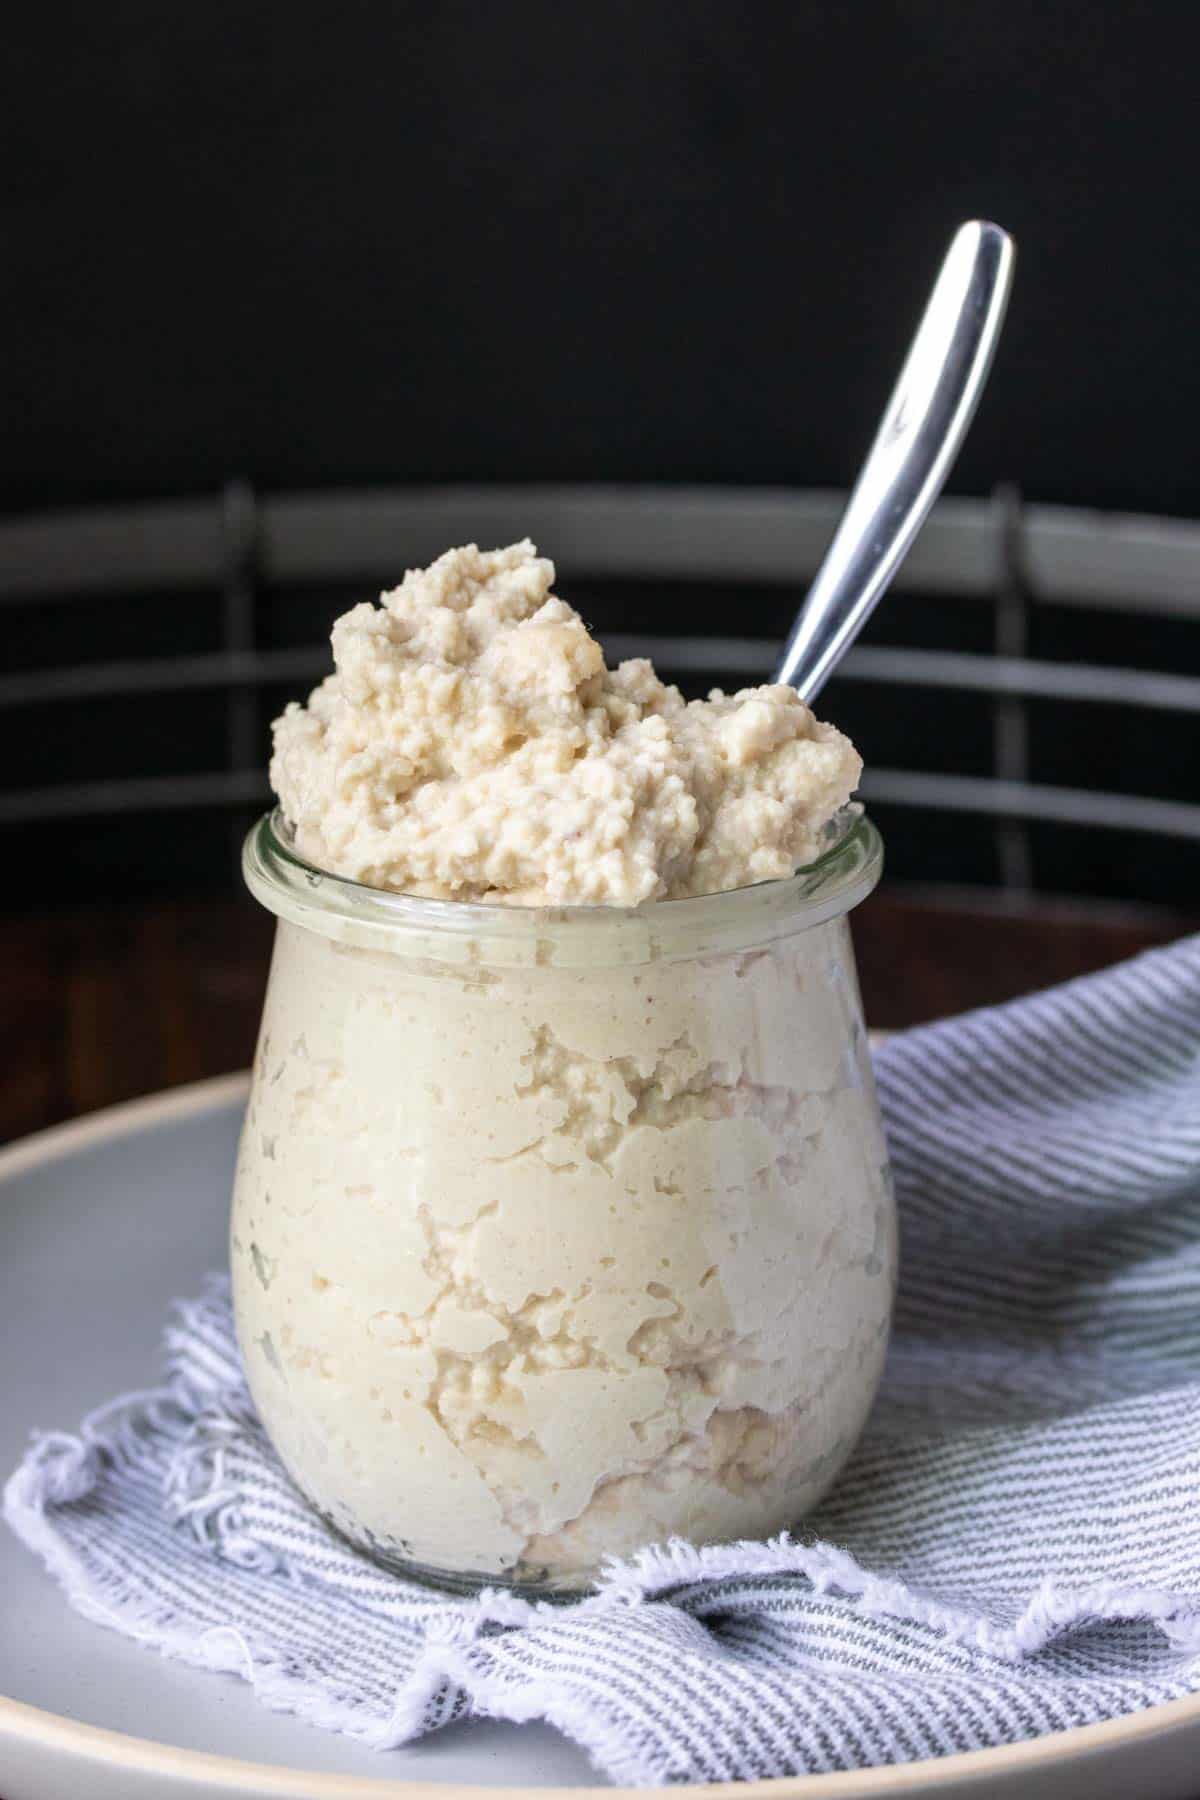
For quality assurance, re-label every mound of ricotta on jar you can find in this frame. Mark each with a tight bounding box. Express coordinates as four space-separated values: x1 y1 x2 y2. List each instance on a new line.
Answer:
270 539 861 904
234 539 891 1590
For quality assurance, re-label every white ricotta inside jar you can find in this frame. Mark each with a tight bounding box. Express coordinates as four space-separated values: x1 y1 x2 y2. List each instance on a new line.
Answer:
232 809 894 1592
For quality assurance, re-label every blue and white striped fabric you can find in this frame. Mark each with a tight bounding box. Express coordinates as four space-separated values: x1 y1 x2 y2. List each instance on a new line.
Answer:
7 936 1200 1787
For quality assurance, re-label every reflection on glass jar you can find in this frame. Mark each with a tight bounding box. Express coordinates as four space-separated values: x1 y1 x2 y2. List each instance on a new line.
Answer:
231 810 895 1594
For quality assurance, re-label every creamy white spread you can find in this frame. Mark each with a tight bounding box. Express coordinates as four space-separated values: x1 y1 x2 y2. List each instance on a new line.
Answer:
270 540 861 905
233 539 892 1589
232 912 893 1586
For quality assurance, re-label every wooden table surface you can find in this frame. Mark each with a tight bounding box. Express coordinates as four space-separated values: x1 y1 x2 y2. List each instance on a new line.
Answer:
3 888 1196 1146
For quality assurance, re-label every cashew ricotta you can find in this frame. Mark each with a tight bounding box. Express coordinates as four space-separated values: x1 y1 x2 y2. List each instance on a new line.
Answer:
270 540 861 905
232 903 893 1587
233 541 892 1589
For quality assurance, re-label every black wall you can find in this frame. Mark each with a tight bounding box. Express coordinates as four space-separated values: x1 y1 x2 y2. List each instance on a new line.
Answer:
5 2 1200 912
4 1 1199 514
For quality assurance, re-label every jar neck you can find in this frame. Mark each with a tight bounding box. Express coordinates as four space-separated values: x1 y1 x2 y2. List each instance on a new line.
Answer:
243 808 883 971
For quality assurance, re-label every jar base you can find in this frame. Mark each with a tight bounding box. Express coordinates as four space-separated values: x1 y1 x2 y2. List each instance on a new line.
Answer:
368 1547 592 1603
309 1500 593 1602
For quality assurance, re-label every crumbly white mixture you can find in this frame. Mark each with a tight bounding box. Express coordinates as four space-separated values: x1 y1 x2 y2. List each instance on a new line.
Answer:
236 536 889 1589
231 913 894 1587
270 540 861 905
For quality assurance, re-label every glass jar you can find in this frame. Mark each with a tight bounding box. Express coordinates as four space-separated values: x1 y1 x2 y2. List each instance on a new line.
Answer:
231 809 894 1594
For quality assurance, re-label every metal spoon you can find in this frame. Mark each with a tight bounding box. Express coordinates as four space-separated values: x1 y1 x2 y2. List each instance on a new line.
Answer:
774 220 1015 700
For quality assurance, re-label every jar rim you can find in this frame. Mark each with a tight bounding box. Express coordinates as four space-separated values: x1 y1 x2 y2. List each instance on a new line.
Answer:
243 807 883 967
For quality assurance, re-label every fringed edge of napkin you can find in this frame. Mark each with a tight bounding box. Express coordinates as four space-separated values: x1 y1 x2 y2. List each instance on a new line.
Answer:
7 1285 1200 1779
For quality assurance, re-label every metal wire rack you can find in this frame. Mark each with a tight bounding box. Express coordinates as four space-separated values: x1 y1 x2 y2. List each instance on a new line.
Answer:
3 482 1199 901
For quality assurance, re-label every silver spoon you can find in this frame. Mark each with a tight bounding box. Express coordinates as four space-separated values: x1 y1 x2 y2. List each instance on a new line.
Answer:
774 220 1015 700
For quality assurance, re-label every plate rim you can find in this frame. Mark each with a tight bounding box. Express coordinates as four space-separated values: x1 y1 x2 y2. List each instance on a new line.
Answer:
3 1073 1199 1799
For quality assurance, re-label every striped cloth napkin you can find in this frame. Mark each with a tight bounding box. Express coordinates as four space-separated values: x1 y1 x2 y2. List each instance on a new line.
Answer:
7 935 1200 1787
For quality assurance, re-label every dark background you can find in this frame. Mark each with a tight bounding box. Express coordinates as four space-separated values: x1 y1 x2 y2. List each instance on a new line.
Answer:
4 0 1200 1143
3 0 1198 514
5 1 1200 903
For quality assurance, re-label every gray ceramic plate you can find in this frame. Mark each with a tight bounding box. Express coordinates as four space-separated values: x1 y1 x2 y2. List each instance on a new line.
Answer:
2 1076 1199 1800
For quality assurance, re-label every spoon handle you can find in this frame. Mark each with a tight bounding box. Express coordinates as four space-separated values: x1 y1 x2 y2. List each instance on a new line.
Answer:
774 220 1015 700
